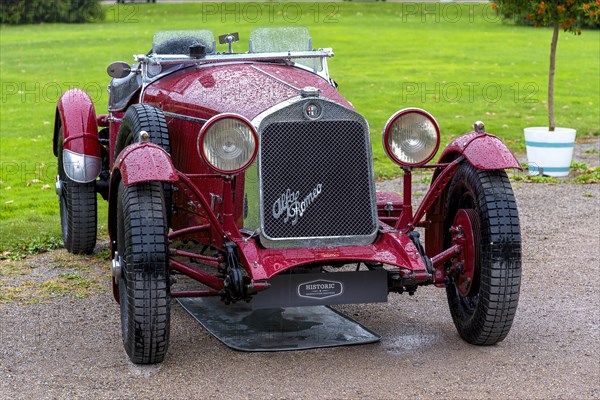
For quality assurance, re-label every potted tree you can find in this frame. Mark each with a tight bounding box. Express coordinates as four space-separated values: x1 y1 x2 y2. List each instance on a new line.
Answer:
493 0 599 176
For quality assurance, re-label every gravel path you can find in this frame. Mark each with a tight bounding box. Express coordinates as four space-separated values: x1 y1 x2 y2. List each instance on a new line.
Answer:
1 179 599 399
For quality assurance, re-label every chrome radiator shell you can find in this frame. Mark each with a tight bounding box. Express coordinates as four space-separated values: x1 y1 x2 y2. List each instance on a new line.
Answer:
253 98 378 249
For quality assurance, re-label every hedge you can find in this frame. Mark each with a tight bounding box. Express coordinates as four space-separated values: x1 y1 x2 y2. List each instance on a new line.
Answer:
0 0 105 24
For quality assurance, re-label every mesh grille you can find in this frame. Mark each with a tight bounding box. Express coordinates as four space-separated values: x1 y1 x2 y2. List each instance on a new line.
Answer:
258 99 377 247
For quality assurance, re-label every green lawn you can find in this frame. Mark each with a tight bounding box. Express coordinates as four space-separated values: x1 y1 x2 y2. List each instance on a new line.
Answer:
1 2 599 251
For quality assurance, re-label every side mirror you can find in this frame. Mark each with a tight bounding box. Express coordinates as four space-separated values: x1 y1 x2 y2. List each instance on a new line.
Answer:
107 61 131 79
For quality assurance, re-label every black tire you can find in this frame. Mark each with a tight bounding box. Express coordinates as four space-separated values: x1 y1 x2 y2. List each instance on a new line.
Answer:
57 127 97 254
114 104 170 161
117 180 170 364
444 162 521 345
115 104 172 218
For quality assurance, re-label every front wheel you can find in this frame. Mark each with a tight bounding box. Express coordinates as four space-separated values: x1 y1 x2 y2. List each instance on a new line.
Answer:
117 181 170 364
444 162 521 345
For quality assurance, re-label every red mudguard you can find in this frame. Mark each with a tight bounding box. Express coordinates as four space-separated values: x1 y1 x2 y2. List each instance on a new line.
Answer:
437 131 521 170
425 131 521 259
112 142 178 186
108 142 178 252
54 89 102 182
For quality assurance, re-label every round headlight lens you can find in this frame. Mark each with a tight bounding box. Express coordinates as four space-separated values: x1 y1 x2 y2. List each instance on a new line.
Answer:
198 114 258 174
383 108 440 167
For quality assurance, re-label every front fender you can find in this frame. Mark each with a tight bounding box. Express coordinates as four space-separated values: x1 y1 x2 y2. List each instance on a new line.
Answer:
425 131 520 260
437 131 521 170
108 143 178 252
112 142 178 186
54 89 101 183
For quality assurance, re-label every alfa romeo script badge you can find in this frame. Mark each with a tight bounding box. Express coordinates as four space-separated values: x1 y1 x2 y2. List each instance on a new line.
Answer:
298 280 343 300
272 184 323 226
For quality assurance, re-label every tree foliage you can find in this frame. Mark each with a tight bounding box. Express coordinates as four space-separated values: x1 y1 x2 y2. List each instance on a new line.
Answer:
493 0 600 32
492 0 599 130
0 0 105 25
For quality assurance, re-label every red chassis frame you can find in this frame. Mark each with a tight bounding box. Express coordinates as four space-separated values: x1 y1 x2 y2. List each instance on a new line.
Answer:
55 90 520 301
104 126 520 301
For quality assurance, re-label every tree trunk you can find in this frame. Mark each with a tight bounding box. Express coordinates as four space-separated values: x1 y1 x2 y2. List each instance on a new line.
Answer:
548 24 559 131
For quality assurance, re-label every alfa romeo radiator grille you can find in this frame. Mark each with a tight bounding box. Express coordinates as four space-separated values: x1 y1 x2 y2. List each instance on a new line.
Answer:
259 114 377 248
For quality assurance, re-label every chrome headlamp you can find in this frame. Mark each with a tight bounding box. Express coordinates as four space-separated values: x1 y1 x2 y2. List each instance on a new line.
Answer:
197 113 258 175
383 108 440 167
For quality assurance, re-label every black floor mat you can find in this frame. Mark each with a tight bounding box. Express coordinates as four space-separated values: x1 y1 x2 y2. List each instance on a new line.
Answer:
177 297 380 352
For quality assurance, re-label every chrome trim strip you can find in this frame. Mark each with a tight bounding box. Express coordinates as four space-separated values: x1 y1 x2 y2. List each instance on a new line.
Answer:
163 111 208 124
258 231 379 249
62 149 101 183
135 49 334 66
251 96 304 128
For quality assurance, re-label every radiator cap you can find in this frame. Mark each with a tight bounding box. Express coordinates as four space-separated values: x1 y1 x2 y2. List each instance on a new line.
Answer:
301 87 320 98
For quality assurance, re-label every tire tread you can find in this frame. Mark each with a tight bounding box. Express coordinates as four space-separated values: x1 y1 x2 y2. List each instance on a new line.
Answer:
64 182 97 254
445 163 521 345
119 181 170 364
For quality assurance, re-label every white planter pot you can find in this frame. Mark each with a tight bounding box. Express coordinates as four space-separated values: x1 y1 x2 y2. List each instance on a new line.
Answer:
524 127 576 177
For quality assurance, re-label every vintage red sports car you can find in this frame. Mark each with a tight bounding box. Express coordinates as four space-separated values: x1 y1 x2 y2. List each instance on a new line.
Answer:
53 27 522 364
